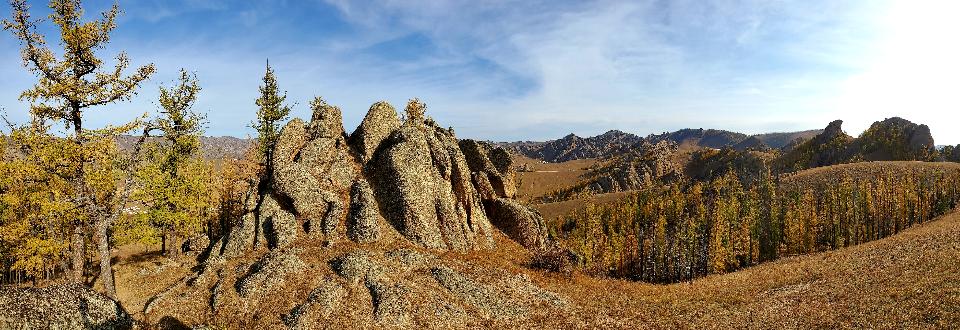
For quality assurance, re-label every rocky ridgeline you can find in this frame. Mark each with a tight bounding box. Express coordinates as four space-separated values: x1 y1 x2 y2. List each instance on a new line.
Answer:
142 99 563 327
580 140 682 193
776 117 936 172
538 140 683 202
503 128 823 164
502 130 646 163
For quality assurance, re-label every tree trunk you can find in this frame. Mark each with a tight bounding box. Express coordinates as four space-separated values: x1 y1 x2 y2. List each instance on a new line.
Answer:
96 219 116 299
71 225 85 283
165 232 181 257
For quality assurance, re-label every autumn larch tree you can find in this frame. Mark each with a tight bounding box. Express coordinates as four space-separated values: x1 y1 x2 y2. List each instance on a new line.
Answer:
251 61 291 188
135 69 211 256
3 0 155 297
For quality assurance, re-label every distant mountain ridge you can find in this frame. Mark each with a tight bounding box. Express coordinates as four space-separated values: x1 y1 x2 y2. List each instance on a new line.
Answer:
501 128 821 163
116 135 252 160
499 130 646 162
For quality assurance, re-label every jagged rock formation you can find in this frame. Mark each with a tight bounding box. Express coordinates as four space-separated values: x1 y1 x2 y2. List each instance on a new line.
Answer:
349 101 402 163
460 139 551 250
776 120 855 172
0 284 133 329
501 130 645 162
776 118 937 173
540 140 682 202
502 128 822 163
209 99 529 255
146 98 561 328
367 106 495 251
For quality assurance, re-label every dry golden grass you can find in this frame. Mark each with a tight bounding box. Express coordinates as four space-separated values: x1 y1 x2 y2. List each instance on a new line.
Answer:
781 161 960 187
533 191 634 223
103 160 960 328
535 208 960 329
514 156 597 201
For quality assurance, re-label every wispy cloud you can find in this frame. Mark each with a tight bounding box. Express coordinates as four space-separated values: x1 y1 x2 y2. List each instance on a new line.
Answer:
1 0 957 144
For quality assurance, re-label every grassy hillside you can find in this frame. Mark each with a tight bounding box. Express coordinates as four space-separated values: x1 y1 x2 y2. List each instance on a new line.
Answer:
109 198 960 328
545 207 960 328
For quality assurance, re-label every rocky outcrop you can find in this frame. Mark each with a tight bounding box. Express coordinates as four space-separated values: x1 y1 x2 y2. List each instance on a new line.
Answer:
237 249 306 299
283 280 347 330
483 198 550 251
501 130 645 163
775 120 855 173
349 101 402 163
776 118 937 173
211 98 540 257
853 117 937 161
461 140 554 251
0 284 133 329
347 179 383 243
156 98 564 328
366 106 495 251
460 140 517 199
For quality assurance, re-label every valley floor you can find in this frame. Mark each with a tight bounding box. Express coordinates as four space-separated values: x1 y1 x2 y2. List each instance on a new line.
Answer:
113 208 960 328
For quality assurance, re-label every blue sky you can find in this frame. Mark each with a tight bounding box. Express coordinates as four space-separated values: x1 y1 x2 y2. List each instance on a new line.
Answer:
1 0 958 143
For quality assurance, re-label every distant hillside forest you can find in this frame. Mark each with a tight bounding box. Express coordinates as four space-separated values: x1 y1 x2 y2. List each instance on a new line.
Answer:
553 162 960 283
516 117 956 204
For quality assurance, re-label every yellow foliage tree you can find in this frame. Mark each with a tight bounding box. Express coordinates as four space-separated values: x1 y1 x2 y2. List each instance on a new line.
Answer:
3 0 155 297
131 70 212 256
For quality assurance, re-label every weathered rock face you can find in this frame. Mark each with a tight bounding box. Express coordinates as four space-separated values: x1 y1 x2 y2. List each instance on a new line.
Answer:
152 98 566 328
484 198 550 251
460 140 517 199
367 118 495 251
347 179 383 243
349 101 402 163
0 284 133 329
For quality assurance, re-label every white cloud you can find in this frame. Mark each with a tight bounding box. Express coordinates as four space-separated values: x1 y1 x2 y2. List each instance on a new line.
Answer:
3 0 955 144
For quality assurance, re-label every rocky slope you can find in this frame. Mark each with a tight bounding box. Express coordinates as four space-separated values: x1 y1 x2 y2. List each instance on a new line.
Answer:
500 130 645 163
0 284 133 329
777 118 937 172
537 140 683 202
141 99 561 327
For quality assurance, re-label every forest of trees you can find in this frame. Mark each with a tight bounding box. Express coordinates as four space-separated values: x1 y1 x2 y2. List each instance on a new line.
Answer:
0 0 281 295
552 166 960 283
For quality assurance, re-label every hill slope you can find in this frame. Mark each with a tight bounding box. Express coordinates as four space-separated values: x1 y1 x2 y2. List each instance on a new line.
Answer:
117 194 960 328
778 117 937 172
549 207 960 328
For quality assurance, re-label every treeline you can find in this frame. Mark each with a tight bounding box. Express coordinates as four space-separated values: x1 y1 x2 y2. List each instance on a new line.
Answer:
0 0 283 296
551 165 960 283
